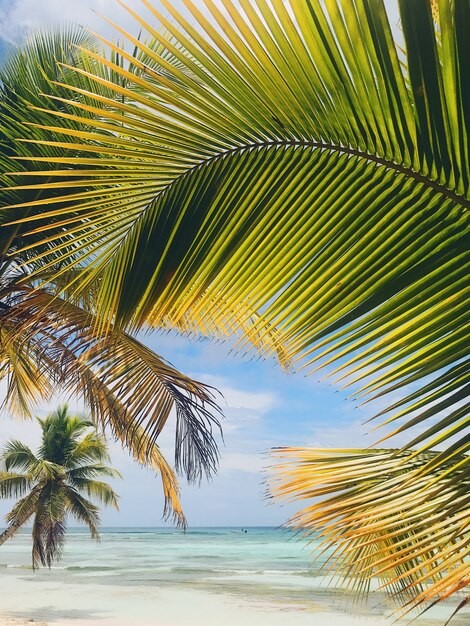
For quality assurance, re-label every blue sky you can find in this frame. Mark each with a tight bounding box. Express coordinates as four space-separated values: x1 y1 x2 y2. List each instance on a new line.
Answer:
1 329 385 527
0 0 403 528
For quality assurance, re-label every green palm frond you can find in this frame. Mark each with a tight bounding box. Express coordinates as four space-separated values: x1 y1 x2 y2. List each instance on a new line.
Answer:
64 487 100 539
4 483 41 527
2 440 37 471
271 447 470 617
28 459 66 482
69 479 119 509
0 472 31 498
67 463 122 481
3 0 467 465
67 433 111 466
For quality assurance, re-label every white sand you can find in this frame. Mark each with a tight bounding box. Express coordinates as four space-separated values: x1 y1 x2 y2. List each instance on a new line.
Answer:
0 608 411 626
0 586 398 626
0 620 47 626
1 567 468 626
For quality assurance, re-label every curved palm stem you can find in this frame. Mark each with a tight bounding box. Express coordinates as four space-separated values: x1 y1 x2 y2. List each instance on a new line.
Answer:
0 484 42 546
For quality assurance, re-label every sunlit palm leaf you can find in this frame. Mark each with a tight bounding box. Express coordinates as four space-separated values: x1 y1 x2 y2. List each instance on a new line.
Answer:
271 447 470 617
4 0 468 462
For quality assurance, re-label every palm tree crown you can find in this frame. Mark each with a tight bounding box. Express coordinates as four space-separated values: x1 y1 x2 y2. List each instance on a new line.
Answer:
0 405 120 568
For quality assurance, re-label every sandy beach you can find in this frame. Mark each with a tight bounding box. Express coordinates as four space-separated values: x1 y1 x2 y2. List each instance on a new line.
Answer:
0 621 46 626
0 568 468 626
1 529 468 626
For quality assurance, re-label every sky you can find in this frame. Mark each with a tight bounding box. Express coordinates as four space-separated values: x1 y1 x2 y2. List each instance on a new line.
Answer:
0 0 404 528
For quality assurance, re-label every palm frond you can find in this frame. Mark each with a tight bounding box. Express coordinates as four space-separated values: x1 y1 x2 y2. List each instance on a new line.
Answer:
271 447 470 618
78 378 186 527
28 459 66 482
0 321 52 417
3 0 467 468
67 463 122 481
4 483 41 528
1 440 37 471
67 432 111 466
64 487 100 539
0 471 31 498
69 478 119 509
1 285 221 483
0 484 42 547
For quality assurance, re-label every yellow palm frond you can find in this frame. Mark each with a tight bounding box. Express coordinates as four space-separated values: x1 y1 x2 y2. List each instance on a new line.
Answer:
271 447 470 617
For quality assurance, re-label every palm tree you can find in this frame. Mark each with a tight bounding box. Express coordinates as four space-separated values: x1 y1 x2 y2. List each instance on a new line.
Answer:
0 28 289 519
0 405 120 569
0 29 227 525
0 0 468 618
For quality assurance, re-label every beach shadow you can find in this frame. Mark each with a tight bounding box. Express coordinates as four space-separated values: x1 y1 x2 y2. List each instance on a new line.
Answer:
8 606 109 622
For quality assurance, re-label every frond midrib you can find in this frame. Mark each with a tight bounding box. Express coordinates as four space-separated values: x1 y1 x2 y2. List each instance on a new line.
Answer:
154 139 470 212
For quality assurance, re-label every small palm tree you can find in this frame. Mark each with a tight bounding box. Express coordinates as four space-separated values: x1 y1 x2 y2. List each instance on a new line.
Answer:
0 405 120 569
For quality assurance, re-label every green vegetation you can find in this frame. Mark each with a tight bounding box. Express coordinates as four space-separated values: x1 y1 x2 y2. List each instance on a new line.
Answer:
0 405 119 568
0 0 468 618
0 31 221 526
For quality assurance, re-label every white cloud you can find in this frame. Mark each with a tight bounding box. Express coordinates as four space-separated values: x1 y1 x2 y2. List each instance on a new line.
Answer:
200 373 277 412
219 452 264 473
0 371 285 525
0 0 155 44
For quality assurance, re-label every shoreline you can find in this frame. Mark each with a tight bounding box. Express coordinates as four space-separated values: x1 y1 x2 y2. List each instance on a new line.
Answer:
1 528 468 626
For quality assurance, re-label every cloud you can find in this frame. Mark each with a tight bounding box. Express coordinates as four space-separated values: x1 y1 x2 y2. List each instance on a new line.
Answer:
0 371 285 525
207 376 278 414
219 452 265 474
0 0 154 44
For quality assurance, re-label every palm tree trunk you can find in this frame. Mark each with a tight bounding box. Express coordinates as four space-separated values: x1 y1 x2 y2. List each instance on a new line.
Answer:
0 517 26 545
0 485 41 546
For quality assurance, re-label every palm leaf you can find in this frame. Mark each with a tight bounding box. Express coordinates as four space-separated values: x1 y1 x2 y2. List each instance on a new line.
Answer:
0 284 221 483
0 472 31 498
3 0 467 464
64 486 100 539
4 483 41 531
2 440 38 472
67 432 111 466
271 447 470 617
69 479 119 509
67 463 122 481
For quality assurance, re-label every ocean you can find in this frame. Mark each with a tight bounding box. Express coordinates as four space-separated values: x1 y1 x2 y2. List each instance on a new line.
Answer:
0 527 467 626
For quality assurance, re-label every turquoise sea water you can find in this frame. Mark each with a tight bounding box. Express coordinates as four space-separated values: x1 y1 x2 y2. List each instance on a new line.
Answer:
0 527 468 625
2 527 320 596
